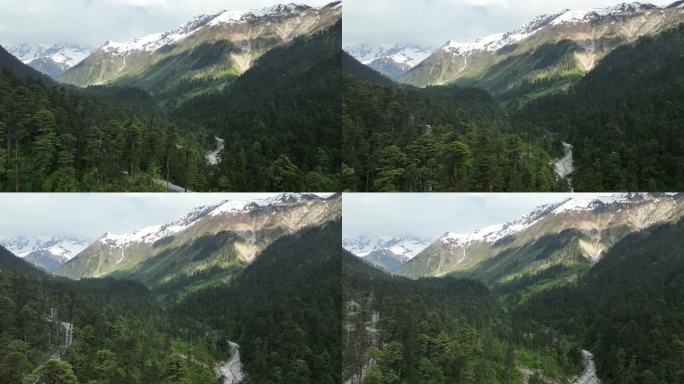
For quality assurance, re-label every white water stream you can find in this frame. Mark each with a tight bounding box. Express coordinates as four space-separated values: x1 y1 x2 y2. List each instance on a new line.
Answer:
553 141 575 191
215 341 244 384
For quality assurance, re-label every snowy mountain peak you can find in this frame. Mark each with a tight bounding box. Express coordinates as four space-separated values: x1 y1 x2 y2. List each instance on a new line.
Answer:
6 43 93 77
101 3 323 57
343 235 432 260
346 43 434 78
208 193 320 217
0 236 90 259
0 236 92 271
549 2 657 25
441 2 662 56
7 43 93 66
346 44 432 66
98 193 325 248
439 193 680 249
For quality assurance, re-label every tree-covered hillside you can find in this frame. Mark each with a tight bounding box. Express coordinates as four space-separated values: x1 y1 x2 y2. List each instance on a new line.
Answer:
515 24 684 191
0 245 220 384
342 251 583 384
517 219 684 383
0 68 210 192
173 221 342 384
0 19 342 192
342 58 562 192
345 22 684 192
174 22 342 192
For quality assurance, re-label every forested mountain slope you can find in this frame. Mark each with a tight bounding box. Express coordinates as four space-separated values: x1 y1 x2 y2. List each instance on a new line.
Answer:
342 250 584 383
0 245 220 384
343 53 561 192
398 194 683 283
57 194 341 293
0 64 210 192
515 23 684 191
401 2 684 103
342 50 396 87
60 3 341 103
175 21 342 191
174 220 342 384
1 4 342 192
517 219 684 383
0 45 51 81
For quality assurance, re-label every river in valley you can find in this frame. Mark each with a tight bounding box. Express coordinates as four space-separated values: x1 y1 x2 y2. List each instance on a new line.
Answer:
215 341 244 384
554 141 575 191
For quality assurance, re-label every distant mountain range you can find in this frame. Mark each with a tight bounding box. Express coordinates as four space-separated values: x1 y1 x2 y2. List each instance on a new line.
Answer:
6 43 93 78
342 235 431 271
0 236 91 272
56 193 341 289
344 44 432 79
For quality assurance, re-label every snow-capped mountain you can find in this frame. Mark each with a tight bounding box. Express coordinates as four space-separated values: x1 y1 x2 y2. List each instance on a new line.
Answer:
7 43 93 78
56 193 341 286
60 2 341 90
345 44 433 79
440 3 659 57
401 1 684 90
101 3 314 57
343 235 431 272
343 235 431 259
398 193 684 283
0 236 91 272
99 193 328 248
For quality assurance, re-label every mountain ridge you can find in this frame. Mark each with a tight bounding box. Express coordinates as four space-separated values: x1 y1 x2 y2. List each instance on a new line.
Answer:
342 235 432 271
6 43 92 78
400 1 684 99
0 236 91 272
397 193 684 283
56 193 341 288
59 1 342 101
345 43 432 79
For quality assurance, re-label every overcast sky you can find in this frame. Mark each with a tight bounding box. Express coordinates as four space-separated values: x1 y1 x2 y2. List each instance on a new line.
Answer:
343 0 674 48
0 0 331 47
0 193 282 240
343 193 613 241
